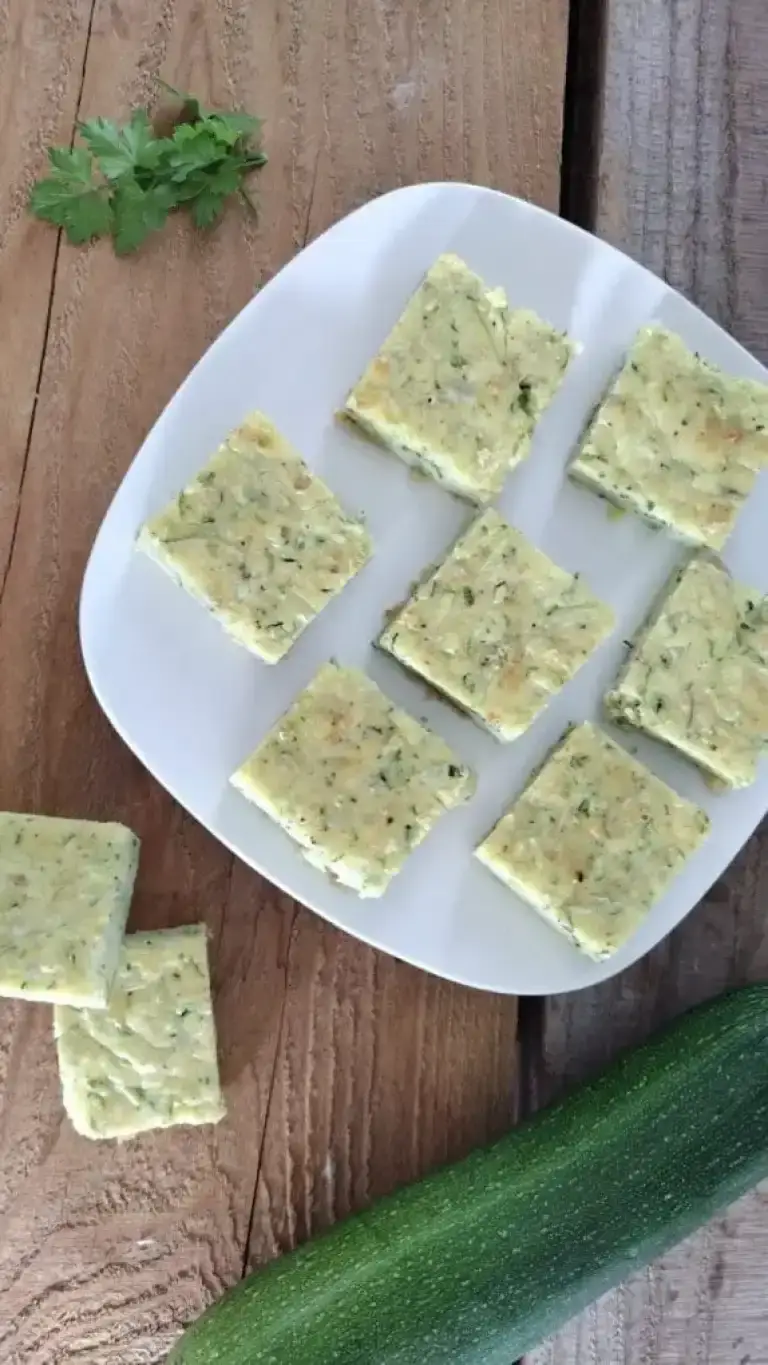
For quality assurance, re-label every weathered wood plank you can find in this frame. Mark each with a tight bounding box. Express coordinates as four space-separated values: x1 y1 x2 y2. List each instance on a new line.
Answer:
528 1 768 1360
533 1183 768 1365
0 0 93 596
247 916 519 1270
0 0 568 1358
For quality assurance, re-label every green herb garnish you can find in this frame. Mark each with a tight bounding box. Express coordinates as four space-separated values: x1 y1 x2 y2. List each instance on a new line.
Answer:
29 82 267 254
518 379 533 414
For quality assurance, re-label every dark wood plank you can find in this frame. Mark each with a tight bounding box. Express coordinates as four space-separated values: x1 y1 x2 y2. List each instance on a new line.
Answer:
0 0 569 1358
528 1 768 1360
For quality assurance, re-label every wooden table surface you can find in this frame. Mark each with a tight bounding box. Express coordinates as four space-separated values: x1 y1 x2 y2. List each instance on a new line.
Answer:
0 1 766 1361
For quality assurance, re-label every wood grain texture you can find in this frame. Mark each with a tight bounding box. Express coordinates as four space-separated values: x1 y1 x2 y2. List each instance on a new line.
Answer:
0 0 568 1359
0 0 94 599
528 1 768 1361
247 916 518 1270
532 1183 768 1365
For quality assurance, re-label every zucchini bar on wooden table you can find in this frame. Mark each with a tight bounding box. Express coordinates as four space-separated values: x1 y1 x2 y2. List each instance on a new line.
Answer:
571 327 768 548
0 813 139 1006
380 509 614 740
343 253 576 504
54 926 225 1140
232 662 475 897
138 412 372 662
606 555 768 788
476 723 710 959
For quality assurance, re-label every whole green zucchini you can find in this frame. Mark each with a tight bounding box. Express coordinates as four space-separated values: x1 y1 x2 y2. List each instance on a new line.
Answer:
170 985 768 1364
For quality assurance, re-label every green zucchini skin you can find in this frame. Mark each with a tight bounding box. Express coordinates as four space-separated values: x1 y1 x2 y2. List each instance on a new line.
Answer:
169 986 768 1365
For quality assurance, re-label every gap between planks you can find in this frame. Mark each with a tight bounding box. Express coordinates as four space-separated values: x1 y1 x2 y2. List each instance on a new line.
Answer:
515 0 610 1132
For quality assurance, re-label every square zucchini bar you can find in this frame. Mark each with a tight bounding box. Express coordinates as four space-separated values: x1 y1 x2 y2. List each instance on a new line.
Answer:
231 662 475 897
55 926 225 1140
606 555 768 788
0 814 139 1006
343 253 576 504
476 723 710 959
138 412 372 663
380 510 614 741
571 327 768 549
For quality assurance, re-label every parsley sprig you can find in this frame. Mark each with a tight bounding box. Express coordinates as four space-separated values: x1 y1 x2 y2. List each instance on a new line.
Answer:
29 85 267 254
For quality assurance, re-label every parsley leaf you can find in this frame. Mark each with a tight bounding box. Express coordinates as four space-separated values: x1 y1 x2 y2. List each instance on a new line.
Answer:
173 158 246 204
48 146 92 179
29 147 113 243
204 111 264 146
112 181 176 254
191 188 228 229
163 124 230 181
78 110 159 181
29 82 267 254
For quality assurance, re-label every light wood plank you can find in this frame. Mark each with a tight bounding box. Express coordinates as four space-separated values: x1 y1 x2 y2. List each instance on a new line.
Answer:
0 0 568 1358
0 0 94 594
528 1 768 1361
247 916 518 1268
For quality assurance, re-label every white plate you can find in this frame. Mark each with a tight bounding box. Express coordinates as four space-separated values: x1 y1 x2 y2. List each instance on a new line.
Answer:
80 182 768 996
